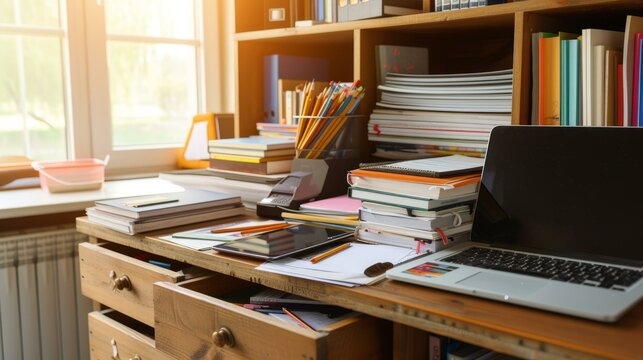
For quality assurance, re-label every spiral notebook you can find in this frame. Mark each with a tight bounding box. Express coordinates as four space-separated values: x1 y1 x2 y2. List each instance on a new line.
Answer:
365 155 484 178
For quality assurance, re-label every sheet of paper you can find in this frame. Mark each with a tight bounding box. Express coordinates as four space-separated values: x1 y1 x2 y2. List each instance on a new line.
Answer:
268 311 358 331
256 243 418 286
159 235 223 251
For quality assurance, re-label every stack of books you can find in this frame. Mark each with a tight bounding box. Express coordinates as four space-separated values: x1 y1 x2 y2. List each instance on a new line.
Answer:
369 69 513 159
347 155 483 254
85 189 244 235
208 137 296 175
256 122 298 139
281 194 362 231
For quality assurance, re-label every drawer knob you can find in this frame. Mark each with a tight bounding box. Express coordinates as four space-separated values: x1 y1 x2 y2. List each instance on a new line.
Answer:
109 270 132 291
212 327 235 348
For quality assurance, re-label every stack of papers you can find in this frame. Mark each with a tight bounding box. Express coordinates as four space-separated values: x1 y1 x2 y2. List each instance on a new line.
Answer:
256 243 418 287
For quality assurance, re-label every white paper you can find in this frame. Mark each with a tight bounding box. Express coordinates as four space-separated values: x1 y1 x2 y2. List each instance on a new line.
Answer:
159 235 222 251
183 120 210 160
257 243 418 286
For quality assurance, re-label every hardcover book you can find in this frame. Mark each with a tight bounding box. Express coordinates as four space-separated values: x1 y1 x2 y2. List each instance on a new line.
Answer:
209 137 295 150
94 189 242 219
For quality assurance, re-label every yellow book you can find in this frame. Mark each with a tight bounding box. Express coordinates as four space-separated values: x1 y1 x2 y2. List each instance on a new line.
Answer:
540 32 578 126
209 154 294 163
281 212 359 227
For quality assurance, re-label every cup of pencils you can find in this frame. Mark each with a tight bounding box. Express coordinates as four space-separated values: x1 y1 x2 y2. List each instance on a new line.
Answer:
294 81 366 160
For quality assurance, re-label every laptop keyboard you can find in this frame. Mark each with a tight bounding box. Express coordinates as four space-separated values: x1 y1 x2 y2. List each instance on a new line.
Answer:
442 247 643 291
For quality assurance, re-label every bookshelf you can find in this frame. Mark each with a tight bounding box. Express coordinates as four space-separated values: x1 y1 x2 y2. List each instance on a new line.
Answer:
233 0 643 158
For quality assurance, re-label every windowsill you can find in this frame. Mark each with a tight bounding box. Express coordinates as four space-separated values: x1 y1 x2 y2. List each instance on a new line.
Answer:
0 177 186 220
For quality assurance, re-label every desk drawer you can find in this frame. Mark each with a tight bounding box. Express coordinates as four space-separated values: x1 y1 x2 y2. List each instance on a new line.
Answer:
154 275 390 360
79 242 192 327
88 310 173 360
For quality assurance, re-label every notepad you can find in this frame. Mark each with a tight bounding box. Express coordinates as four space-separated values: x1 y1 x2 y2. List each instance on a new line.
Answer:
364 155 484 178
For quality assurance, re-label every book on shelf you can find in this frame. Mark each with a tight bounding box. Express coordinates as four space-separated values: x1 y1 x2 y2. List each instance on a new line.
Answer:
374 44 429 87
539 33 578 126
349 187 478 211
94 189 241 220
209 158 293 175
264 54 329 123
581 28 624 126
633 33 643 126
531 32 556 125
360 155 484 178
604 49 622 126
560 37 581 126
356 226 469 253
370 108 512 126
359 206 472 231
209 137 295 151
337 0 422 22
86 204 245 235
623 16 643 126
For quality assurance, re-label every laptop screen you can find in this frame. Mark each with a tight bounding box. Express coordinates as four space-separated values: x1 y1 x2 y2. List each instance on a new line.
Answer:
471 126 643 267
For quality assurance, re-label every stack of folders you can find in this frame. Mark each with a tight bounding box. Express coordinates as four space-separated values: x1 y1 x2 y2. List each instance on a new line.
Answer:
370 69 513 159
348 155 484 254
281 194 362 231
208 137 295 175
85 189 244 235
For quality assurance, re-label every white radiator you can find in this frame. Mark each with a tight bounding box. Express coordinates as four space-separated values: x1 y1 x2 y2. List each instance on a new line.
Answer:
0 228 93 360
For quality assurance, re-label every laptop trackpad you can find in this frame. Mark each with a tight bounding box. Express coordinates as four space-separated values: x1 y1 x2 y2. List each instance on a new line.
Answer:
457 271 546 297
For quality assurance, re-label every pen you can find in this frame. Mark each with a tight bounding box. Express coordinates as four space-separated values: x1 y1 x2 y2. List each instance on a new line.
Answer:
310 242 351 264
282 307 315 331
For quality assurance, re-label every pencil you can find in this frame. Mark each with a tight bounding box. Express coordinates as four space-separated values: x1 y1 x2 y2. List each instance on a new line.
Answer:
281 307 316 331
310 242 351 263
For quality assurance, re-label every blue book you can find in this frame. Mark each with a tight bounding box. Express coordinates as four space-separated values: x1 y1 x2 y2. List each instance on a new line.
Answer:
263 54 329 123
639 37 643 126
568 39 580 126
561 39 570 126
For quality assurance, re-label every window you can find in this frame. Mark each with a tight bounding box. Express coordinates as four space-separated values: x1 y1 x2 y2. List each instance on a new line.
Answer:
0 0 233 175
0 0 69 161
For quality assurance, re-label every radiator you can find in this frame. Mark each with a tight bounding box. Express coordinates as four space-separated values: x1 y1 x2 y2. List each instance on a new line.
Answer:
0 228 93 360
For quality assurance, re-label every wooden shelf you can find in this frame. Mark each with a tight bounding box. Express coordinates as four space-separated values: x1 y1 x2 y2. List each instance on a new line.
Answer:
233 0 643 153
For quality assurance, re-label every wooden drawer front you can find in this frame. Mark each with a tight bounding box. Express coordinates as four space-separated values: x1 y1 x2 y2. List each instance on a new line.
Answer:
88 310 173 360
79 242 184 327
154 276 390 360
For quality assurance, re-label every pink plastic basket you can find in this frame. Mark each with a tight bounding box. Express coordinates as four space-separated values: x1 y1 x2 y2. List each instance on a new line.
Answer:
32 158 106 193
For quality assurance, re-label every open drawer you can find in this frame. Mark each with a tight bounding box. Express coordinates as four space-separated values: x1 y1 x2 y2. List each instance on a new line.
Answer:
79 241 200 327
88 309 173 360
154 275 391 359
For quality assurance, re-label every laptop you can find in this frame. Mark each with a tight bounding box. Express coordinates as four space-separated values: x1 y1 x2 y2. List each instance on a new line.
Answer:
386 126 643 322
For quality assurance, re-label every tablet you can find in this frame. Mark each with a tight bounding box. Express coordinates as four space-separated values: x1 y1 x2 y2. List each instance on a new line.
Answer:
212 224 352 260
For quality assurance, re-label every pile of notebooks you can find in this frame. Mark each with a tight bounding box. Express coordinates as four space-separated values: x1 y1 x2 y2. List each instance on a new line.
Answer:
280 194 362 231
348 155 484 254
85 189 244 235
208 137 295 175
369 69 513 159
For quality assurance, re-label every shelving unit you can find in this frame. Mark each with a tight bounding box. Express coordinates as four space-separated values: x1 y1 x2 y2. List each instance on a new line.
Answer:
233 0 643 158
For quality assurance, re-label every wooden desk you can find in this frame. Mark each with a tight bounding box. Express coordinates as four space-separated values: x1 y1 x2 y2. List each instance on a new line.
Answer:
76 217 643 359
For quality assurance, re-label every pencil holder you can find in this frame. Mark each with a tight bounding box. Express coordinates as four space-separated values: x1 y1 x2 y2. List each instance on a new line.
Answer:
293 115 364 160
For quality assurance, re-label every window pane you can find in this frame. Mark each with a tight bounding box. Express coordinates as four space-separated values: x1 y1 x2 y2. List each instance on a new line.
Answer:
0 35 66 160
107 41 196 148
13 0 60 27
0 0 15 24
105 0 195 39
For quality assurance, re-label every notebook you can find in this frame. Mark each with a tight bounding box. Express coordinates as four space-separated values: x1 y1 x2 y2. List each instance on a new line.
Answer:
387 126 643 322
